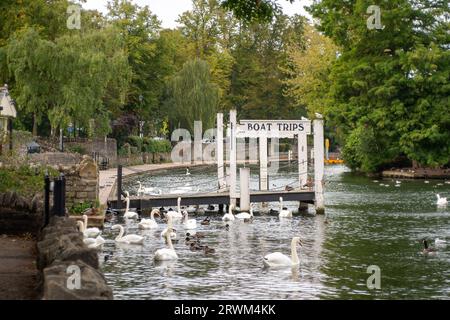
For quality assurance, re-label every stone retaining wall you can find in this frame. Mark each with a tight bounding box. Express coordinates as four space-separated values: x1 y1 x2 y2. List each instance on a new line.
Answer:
37 216 112 299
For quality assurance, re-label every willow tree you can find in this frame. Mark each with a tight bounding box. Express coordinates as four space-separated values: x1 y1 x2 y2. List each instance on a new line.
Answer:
166 59 219 133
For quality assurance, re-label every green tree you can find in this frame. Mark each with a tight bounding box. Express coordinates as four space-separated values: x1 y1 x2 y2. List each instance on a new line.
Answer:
165 59 220 133
308 0 450 171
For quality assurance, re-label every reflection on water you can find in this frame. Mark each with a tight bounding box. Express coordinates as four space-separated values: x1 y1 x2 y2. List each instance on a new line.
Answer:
99 165 450 299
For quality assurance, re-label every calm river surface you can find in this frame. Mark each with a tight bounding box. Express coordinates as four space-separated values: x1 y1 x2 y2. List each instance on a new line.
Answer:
99 165 450 299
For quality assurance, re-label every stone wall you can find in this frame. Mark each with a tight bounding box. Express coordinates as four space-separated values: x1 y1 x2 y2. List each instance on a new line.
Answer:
63 155 99 211
37 216 113 299
29 152 82 167
0 191 43 235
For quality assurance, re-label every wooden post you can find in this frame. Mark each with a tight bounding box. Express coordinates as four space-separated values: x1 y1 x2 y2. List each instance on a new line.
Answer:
117 165 123 210
229 110 237 207
60 173 66 216
259 135 268 191
313 116 325 214
216 113 225 190
44 173 50 227
239 167 250 211
298 133 308 189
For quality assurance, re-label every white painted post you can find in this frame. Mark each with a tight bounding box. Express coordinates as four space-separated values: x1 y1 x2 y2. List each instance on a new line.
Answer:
259 134 268 191
313 116 325 214
194 120 202 164
217 113 225 190
229 110 237 207
239 167 250 212
298 133 308 189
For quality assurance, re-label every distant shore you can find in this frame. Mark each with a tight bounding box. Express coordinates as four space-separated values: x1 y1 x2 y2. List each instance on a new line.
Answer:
382 167 450 179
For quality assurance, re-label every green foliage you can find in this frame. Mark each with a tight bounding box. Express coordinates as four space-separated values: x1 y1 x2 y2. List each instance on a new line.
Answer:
67 144 87 155
0 165 59 196
166 59 220 133
309 0 450 171
221 0 294 23
126 135 172 153
70 201 99 215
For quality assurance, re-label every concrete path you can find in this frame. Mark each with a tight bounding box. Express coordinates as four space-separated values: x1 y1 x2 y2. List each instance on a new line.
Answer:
0 235 38 300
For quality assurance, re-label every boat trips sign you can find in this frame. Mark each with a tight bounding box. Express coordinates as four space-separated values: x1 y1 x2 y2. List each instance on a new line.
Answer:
237 119 311 138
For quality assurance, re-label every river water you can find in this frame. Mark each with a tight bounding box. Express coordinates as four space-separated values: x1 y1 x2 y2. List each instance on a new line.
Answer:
99 165 450 299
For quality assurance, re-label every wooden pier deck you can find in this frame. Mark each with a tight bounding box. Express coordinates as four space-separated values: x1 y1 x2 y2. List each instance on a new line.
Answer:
108 189 315 210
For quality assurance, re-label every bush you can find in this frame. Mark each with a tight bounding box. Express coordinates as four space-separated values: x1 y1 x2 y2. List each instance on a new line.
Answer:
0 165 59 196
67 144 87 155
143 138 171 153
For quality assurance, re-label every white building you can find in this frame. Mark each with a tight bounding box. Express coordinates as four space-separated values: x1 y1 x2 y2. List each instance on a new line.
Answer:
0 84 17 133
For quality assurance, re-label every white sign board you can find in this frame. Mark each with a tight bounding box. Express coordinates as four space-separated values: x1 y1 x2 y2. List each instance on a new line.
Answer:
236 120 311 138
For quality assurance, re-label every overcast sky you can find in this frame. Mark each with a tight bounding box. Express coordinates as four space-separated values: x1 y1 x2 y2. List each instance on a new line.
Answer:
82 0 313 29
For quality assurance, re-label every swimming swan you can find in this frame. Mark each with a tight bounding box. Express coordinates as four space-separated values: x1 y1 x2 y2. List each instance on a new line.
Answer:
436 194 448 206
138 208 160 229
154 227 178 261
222 204 235 221
82 215 101 238
124 191 139 219
278 197 292 218
235 205 254 220
263 237 302 267
112 224 144 244
182 210 197 230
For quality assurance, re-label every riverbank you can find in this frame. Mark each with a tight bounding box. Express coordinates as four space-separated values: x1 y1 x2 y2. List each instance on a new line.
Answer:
382 167 450 179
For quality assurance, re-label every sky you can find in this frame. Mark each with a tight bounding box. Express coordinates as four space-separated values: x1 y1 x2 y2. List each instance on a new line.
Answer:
83 0 313 29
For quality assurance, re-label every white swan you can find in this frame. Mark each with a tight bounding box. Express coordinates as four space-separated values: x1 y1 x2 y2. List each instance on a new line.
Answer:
81 215 101 238
83 235 105 249
186 168 191 176
161 215 177 240
138 208 160 229
137 181 161 195
236 205 254 220
182 210 197 229
111 224 144 244
436 194 448 206
165 197 183 220
263 237 302 267
124 191 139 219
154 227 178 261
222 204 235 221
435 238 447 246
278 197 292 218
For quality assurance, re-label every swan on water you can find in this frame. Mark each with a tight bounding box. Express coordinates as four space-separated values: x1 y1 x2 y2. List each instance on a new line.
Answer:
154 227 178 261
138 208 160 229
263 237 302 267
82 215 101 238
278 197 292 218
435 238 447 247
222 204 235 221
182 210 197 230
436 194 448 206
161 215 177 240
165 197 183 219
112 224 144 244
137 181 161 195
235 204 254 220
77 221 104 249
186 168 191 176
124 191 139 219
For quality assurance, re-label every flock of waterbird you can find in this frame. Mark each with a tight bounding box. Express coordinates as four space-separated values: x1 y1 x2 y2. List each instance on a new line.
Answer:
372 178 449 255
77 184 303 268
77 175 449 267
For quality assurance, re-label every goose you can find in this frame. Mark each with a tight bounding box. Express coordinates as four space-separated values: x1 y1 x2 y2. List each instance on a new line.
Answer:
81 215 101 238
436 194 448 206
161 215 177 240
111 224 144 244
263 237 302 267
422 239 437 256
123 191 139 219
154 228 178 261
203 246 215 254
222 204 235 221
165 197 183 220
236 204 254 220
182 210 197 230
138 208 160 229
278 197 292 218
